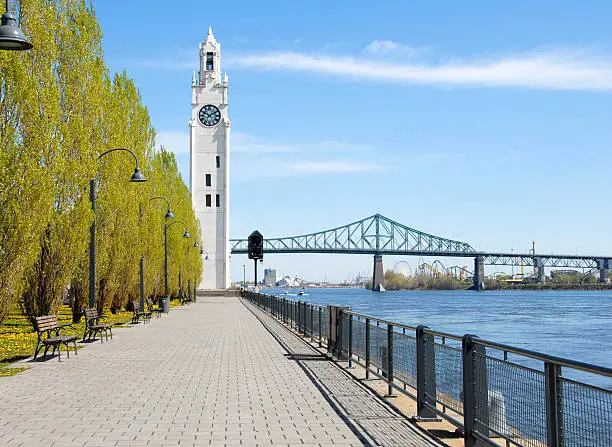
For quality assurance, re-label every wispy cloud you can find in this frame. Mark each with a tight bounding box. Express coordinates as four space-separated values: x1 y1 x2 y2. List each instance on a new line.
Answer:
158 130 374 156
227 47 612 91
233 132 374 154
362 40 429 59
131 48 196 71
156 130 190 154
287 161 380 173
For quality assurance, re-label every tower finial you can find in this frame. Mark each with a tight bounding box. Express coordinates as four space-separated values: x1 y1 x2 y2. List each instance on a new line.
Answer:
204 26 217 45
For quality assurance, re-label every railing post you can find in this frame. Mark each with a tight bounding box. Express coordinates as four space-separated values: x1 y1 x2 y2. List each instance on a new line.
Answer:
462 335 489 447
300 301 304 333
318 308 322 347
298 301 303 334
386 324 395 397
327 305 349 359
365 318 371 379
310 305 314 341
545 362 563 447
416 326 438 420
348 314 353 367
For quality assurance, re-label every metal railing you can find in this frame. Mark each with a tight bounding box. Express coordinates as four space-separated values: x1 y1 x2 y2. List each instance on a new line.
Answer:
242 290 612 447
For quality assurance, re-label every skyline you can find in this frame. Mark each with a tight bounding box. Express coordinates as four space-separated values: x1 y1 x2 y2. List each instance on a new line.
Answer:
93 1 612 282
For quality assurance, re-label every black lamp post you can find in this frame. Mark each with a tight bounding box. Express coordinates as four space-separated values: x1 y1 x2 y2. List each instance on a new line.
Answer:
148 196 175 310
189 240 205 302
162 219 190 312
89 148 146 309
149 196 175 219
0 1 33 51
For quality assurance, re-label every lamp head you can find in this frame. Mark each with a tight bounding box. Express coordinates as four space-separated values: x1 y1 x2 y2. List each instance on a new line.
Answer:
165 209 175 219
183 229 191 238
0 12 33 51
130 166 147 182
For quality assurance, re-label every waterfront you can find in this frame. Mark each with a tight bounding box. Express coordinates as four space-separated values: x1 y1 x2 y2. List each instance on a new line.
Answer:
268 287 612 387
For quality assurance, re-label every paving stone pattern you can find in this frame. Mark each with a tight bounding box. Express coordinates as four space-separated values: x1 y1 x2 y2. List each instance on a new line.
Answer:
0 297 365 446
0 296 440 447
242 299 442 447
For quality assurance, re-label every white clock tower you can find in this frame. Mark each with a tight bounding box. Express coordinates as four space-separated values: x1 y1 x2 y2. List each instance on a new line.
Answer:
190 27 230 290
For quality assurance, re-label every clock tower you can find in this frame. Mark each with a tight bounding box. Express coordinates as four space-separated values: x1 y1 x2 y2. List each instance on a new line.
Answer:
189 27 230 290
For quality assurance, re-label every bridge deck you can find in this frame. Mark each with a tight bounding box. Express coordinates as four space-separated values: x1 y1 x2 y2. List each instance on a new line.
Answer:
0 296 440 447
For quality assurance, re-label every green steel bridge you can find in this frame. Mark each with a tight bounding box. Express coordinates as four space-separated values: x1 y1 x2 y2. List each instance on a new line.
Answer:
230 214 611 290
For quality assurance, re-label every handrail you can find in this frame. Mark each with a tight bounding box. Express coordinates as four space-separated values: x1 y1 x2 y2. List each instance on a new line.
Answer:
242 290 612 446
474 337 612 377
345 311 418 331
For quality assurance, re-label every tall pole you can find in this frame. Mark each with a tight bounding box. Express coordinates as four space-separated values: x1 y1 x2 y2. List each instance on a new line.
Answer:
254 259 258 287
178 265 182 300
164 224 169 299
139 202 144 312
243 264 246 286
89 179 96 309
139 255 145 312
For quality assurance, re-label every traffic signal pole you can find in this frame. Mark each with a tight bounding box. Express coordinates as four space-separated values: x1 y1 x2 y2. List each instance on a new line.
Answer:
254 259 258 287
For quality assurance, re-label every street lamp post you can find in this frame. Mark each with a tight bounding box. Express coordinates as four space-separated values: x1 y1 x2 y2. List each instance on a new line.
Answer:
190 240 205 302
148 196 175 310
162 219 190 312
0 0 33 51
89 148 146 309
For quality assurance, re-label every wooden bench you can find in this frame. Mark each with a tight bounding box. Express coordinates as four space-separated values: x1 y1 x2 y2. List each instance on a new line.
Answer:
131 300 151 324
146 298 163 318
83 308 113 343
33 315 78 361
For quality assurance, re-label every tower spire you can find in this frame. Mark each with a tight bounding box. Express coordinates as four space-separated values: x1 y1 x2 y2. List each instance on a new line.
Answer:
205 26 217 44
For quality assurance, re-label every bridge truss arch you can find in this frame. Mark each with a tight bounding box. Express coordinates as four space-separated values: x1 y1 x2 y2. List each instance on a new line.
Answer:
230 214 475 256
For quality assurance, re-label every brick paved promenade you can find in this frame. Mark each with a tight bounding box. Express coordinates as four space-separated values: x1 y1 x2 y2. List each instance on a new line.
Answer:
0 296 439 447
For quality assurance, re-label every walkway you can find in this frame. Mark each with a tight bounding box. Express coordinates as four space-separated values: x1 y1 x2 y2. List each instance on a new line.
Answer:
0 296 440 447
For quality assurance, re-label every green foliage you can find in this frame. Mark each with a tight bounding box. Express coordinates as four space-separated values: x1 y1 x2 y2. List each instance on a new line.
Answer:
0 302 133 376
366 270 468 290
0 1 203 324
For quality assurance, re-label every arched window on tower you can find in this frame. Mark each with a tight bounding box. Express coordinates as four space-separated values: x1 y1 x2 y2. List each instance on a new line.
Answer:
206 52 214 70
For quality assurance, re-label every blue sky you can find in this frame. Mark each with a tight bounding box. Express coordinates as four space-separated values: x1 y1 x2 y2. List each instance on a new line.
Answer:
94 1 612 282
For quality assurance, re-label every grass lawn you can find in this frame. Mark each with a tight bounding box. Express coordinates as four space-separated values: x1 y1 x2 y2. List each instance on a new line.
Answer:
0 299 183 377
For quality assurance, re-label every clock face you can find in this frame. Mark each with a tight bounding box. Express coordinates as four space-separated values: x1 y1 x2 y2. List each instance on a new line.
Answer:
198 104 221 126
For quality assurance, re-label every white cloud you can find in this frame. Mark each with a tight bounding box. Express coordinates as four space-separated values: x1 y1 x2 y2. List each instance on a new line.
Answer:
227 48 612 91
156 130 189 154
362 40 428 58
232 132 300 153
288 161 379 173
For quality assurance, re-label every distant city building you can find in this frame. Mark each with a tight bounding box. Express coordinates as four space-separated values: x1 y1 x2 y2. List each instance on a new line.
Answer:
264 269 276 287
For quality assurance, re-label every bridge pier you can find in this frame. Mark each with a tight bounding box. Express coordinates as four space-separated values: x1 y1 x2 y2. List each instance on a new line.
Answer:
597 259 610 283
535 257 545 283
372 254 384 291
472 256 485 291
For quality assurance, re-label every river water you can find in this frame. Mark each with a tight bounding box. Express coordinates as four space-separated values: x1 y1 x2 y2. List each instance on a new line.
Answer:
266 287 612 388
